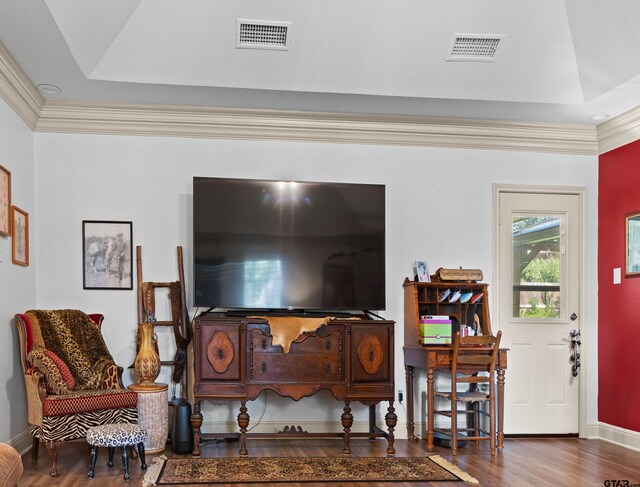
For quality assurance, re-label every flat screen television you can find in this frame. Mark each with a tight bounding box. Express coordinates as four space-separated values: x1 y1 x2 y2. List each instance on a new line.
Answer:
193 177 385 312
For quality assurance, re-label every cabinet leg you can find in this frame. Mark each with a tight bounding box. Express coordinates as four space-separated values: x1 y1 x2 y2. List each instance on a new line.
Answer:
190 400 203 456
341 401 353 455
238 401 250 456
385 401 397 455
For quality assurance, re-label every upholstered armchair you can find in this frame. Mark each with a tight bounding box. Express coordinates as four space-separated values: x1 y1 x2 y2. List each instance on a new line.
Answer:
14 309 138 477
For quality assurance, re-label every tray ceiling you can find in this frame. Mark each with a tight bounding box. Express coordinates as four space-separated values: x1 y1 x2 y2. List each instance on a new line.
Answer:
1 0 640 124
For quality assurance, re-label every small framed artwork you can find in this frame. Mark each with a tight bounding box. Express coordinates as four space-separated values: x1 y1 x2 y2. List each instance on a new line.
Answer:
626 212 640 276
0 164 11 237
416 260 430 282
11 206 28 266
83 220 133 290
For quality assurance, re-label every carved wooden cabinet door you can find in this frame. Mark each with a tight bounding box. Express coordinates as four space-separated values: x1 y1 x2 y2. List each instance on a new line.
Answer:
351 324 391 383
201 324 240 381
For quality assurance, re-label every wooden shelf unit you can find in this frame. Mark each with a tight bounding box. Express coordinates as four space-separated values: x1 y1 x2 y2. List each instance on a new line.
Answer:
402 277 492 347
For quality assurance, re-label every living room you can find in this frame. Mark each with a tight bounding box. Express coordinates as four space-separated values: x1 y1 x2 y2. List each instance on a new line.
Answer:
1 2 640 486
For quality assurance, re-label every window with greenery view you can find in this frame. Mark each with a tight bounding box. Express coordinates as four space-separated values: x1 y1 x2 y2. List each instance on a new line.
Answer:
512 216 561 318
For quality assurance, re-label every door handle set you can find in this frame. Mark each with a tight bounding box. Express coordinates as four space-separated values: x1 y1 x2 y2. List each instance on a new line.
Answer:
569 329 581 377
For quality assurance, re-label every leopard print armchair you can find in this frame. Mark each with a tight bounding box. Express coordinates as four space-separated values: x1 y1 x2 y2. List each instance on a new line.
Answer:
14 310 139 477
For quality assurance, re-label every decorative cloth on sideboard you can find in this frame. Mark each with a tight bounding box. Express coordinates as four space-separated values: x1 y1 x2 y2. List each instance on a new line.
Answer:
248 316 335 353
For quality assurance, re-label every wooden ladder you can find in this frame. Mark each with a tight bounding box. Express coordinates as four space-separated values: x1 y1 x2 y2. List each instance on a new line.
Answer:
136 245 192 390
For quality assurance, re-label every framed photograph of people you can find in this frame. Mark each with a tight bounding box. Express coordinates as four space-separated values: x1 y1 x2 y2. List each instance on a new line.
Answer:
626 211 640 276
82 220 133 289
11 206 28 266
416 260 430 282
0 164 11 237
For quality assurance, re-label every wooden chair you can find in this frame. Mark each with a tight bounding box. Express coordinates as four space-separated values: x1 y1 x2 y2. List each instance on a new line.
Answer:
433 330 502 455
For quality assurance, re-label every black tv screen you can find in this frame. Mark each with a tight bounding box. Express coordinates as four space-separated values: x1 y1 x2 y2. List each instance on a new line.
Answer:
193 177 385 311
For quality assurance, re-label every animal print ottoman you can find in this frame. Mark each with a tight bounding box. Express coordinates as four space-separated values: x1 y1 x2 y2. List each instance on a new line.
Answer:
86 423 148 481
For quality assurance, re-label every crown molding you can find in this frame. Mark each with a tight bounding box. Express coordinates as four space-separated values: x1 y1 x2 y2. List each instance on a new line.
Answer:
0 38 599 154
0 42 43 129
36 100 599 155
596 105 640 154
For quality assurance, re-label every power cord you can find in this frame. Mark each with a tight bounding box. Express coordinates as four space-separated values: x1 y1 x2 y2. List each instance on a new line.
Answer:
246 392 268 432
397 389 405 410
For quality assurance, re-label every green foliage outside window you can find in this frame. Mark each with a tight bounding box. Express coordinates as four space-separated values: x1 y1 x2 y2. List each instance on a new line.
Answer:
520 255 560 318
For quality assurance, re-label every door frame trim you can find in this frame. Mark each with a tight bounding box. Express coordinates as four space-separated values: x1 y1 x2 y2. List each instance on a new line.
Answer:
492 184 587 438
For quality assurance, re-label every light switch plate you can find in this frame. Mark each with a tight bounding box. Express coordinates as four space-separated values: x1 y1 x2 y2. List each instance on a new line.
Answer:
613 267 621 284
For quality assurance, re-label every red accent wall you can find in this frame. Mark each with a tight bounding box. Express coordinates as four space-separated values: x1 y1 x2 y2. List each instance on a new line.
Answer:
599 140 640 432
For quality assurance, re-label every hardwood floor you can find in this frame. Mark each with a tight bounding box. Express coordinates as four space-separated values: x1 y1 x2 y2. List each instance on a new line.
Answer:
16 437 640 486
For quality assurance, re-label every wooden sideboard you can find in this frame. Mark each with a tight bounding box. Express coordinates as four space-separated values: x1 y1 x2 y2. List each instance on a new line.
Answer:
191 313 396 456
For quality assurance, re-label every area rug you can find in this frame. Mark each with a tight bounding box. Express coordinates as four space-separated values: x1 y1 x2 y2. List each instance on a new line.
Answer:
142 455 478 485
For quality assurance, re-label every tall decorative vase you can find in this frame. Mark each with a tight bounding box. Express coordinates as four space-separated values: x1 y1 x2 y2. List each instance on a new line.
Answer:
134 322 160 386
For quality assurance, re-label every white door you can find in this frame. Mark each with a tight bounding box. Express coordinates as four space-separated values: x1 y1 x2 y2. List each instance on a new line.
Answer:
497 190 582 434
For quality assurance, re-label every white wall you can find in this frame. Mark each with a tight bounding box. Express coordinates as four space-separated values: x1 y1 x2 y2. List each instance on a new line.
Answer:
32 132 598 437
0 99 35 445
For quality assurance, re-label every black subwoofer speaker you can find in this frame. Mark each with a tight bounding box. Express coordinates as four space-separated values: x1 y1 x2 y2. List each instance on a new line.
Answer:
171 398 194 454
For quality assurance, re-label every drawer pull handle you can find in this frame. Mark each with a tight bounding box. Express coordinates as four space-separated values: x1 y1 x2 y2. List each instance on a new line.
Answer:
262 338 267 349
369 350 374 362
218 349 224 360
326 339 331 350
261 362 267 373
324 363 331 374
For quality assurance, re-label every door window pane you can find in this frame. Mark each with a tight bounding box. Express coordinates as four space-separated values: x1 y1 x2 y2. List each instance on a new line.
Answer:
512 216 561 319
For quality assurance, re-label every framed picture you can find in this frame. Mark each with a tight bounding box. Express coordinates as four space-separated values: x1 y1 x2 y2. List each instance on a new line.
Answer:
83 220 133 289
416 260 430 282
626 212 640 276
11 206 28 266
0 164 11 237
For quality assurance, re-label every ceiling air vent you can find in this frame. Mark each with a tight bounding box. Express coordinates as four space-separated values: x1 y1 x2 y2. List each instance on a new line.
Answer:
236 19 291 50
447 34 504 62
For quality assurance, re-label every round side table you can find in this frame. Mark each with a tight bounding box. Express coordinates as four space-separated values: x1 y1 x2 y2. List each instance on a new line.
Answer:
128 382 169 454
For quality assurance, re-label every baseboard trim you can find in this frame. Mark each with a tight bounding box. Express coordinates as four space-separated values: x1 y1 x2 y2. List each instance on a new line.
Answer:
586 422 600 439
197 420 640 451
594 422 640 452
7 430 32 456
200 420 408 440
504 433 579 438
